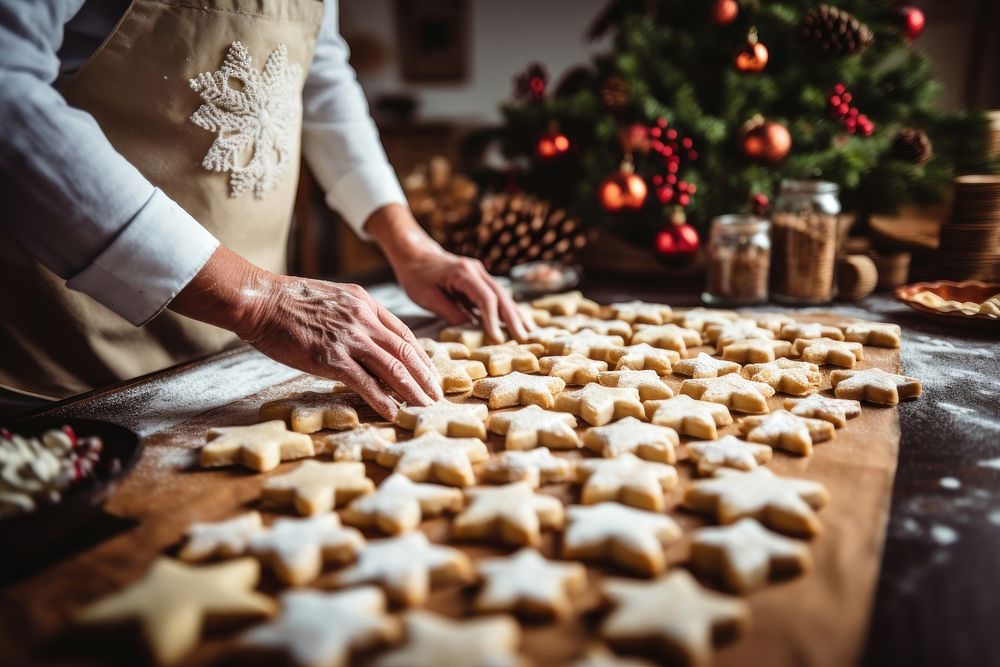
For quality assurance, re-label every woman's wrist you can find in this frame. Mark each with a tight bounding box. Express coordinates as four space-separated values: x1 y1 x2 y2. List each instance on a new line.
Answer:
364 204 443 270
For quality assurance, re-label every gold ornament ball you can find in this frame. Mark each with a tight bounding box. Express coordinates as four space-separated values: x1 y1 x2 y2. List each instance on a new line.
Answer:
599 163 648 212
711 0 739 25
734 40 768 73
741 118 792 164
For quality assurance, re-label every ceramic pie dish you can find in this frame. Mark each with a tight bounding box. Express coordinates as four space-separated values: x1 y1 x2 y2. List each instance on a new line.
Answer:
894 280 1000 330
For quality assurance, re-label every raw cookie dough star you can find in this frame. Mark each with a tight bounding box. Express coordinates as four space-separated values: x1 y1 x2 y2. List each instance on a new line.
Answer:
601 570 750 667
843 322 902 348
341 473 464 535
249 514 365 586
439 325 504 349
643 395 733 440
394 400 489 439
486 405 581 450
686 435 773 477
563 502 682 576
539 353 609 385
531 290 601 316
705 319 774 352
830 367 922 405
629 324 702 355
179 511 264 562
259 391 365 433
469 341 545 376
680 374 775 414
75 558 275 666
608 300 674 325
555 384 645 426
577 453 679 512
598 343 680 375
452 481 565 546
582 416 679 463
778 321 845 342
689 517 812 593
261 460 375 516
550 314 633 338
374 433 490 487
684 467 830 537
374 611 526 667
239 587 398 667
672 352 742 379
598 369 673 400
741 358 822 396
472 372 566 410
783 394 861 429
738 411 835 456
793 338 864 368
544 330 627 357
479 447 577 488
475 547 587 618
334 532 473 607
200 421 314 472
319 425 397 462
720 338 793 364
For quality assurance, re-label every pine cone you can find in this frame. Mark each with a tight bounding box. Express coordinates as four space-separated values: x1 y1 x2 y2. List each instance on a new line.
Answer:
473 194 589 275
799 5 874 56
891 127 934 165
599 76 630 112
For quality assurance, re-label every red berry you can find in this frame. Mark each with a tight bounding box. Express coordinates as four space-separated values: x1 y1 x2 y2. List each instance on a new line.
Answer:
661 146 673 156
848 108 859 118
657 186 674 203
666 129 678 140
842 92 853 103
649 127 662 138
688 183 698 194
857 114 869 123
652 175 664 185
863 125 874 136
677 182 688 193
667 162 679 173
678 194 691 206
833 84 846 95
666 174 678 185
830 95 841 106
681 137 693 149
657 117 668 128
847 126 857 135
688 150 698 160
838 103 850 115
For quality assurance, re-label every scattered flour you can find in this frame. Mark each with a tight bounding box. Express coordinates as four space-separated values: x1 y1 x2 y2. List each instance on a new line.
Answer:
939 477 961 490
978 457 1000 470
929 524 959 546
989 510 1000 527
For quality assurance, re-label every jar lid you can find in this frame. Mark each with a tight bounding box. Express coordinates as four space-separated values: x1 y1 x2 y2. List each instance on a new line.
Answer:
779 179 839 194
711 214 769 234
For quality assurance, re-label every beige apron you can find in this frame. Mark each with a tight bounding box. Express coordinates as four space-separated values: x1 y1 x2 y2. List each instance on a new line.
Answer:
0 0 325 399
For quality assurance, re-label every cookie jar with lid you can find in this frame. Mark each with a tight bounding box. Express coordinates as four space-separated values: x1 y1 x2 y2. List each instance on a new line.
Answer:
770 180 841 304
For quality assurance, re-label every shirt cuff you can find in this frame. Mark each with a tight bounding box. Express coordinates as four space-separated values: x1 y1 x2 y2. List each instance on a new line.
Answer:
66 188 219 326
325 163 408 240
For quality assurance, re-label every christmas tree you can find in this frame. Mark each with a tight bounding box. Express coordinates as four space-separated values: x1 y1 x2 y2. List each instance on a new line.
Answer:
494 0 998 250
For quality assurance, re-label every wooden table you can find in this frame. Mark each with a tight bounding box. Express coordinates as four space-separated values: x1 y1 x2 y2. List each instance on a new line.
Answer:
2 284 998 666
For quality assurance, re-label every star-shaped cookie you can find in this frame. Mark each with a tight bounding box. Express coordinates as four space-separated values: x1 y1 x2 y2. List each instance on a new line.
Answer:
672 352 742 379
524 326 574 346
475 548 587 618
689 517 812 593
601 570 750 667
629 324 702 355
738 411 835 456
544 330 627 357
429 354 488 394
248 514 365 586
334 532 473 606
577 453 679 512
418 337 471 360
741 358 822 396
778 321 845 342
563 502 682 576
439 325 504 349
793 338 864 368
830 367 922 405
374 611 526 667
518 303 552 326
783 394 861 429
750 312 795 333
550 314 633 338
720 338 793 363
608 300 674 325
479 447 577 488
685 435 773 477
582 416 678 463
486 405 580 450
705 319 774 352
452 481 565 546
200 421 314 472
599 343 680 375
394 400 488 439
531 290 601 316
597 369 673 400
684 467 830 537
319 425 397 462
472 372 566 409
680 374 775 414
555 384 645 426
843 322 902 348
75 558 274 666
341 473 464 535
643 395 733 440
374 433 490 487
179 511 264 562
469 341 545 376
261 460 375 515
259 391 364 433
674 307 740 332
539 353 609 385
570 644 658 667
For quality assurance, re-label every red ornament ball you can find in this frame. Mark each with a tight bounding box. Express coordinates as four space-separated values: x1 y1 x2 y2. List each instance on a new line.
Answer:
734 29 769 73
599 162 648 212
655 214 700 258
740 117 792 164
536 131 570 159
897 6 925 41
711 0 739 25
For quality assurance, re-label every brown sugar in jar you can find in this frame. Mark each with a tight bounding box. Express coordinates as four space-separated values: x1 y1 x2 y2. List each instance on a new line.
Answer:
770 180 841 304
703 215 770 306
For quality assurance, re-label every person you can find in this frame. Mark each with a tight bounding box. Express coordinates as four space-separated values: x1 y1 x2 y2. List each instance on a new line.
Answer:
0 0 531 420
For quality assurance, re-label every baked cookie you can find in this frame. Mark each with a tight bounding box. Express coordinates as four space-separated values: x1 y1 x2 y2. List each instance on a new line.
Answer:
554 384 645 426
472 372 566 410
478 448 577 488
738 411 835 456
341 473 463 535
608 300 674 325
75 558 274 666
741 358 822 396
783 394 861 429
485 405 581 450
674 307 740 332
475 548 587 618
830 368 922 405
539 353 609 385
778 322 845 342
248 514 365 586
843 322 902 348
601 570 750 667
200 421 314 472
629 324 702 355
689 517 812 593
239 587 398 667
334 532 473 607
550 314 633 338
684 467 830 537
686 435 773 477
577 453 679 512
531 290 601 316
749 312 795 334
452 481 565 546
582 416 679 463
563 502 682 576
671 352 741 379
720 338 793 364
261 461 375 516
374 611 526 667
680 374 775 414
569 644 658 667
524 326 574 346
469 341 545 376
374 433 490 487
259 392 364 434
394 400 488 439
429 354 488 394
599 343 680 375
597 369 673 400
643 395 733 440
418 338 471 360
705 319 774 352
179 511 264 562
439 325 504 349
319 425 397 462
793 338 864 368
544 330 627 357
518 303 552 326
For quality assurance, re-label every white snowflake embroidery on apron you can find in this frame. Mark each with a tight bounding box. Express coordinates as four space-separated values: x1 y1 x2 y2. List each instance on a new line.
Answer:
189 41 302 198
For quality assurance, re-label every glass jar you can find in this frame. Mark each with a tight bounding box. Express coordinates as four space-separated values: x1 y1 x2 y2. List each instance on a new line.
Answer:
702 215 770 306
770 180 841 304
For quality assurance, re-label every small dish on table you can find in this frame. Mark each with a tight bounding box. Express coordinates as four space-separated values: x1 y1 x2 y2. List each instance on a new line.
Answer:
895 280 1000 330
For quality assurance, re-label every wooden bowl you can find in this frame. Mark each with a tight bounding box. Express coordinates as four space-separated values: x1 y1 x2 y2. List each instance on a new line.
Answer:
894 280 1000 330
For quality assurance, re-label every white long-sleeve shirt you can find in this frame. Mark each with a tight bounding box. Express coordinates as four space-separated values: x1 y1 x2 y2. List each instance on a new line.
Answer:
0 0 405 326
